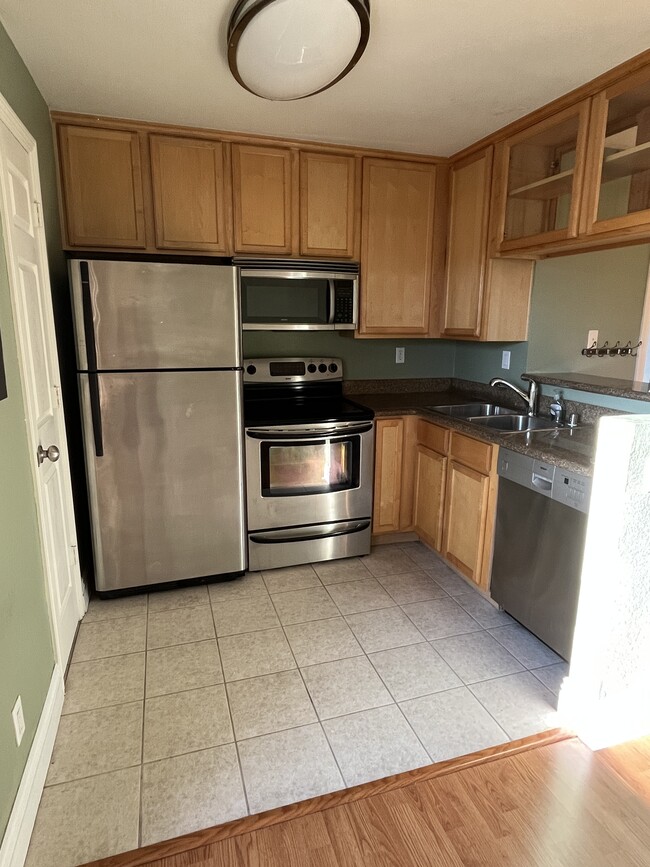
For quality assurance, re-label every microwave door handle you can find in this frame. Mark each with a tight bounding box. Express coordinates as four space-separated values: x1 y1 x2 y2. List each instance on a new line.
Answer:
328 280 336 325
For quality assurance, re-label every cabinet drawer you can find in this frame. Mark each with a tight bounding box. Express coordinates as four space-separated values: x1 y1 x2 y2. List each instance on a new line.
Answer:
450 432 493 474
417 419 449 455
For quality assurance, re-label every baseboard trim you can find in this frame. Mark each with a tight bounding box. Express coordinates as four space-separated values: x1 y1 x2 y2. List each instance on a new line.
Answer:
0 665 64 867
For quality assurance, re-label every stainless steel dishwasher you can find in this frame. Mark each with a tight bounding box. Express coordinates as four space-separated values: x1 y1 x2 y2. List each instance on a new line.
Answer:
490 448 591 661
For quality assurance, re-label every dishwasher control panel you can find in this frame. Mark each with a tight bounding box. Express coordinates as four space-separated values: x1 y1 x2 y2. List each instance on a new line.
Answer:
554 469 591 512
498 448 591 514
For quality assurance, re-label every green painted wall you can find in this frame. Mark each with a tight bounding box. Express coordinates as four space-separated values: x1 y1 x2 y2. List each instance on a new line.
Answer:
454 341 528 385
0 215 55 837
453 245 650 414
0 23 62 840
527 245 650 377
243 332 456 379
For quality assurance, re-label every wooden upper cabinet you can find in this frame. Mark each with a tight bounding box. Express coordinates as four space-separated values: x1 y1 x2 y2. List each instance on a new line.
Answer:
491 101 592 254
443 149 492 337
299 152 359 258
359 158 439 336
150 135 230 253
57 125 146 248
232 144 294 254
582 66 650 238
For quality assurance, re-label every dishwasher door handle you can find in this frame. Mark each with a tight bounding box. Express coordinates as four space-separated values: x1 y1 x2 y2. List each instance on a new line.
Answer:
531 473 553 493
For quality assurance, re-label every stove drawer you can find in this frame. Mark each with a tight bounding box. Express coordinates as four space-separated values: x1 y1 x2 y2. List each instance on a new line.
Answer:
248 520 371 571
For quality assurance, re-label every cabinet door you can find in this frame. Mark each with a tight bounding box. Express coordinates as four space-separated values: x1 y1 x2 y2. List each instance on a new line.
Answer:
300 152 358 258
150 135 230 252
232 144 294 254
359 159 437 335
414 445 447 551
372 418 404 534
443 461 490 586
491 101 591 254
582 67 650 237
58 125 146 248
442 149 492 337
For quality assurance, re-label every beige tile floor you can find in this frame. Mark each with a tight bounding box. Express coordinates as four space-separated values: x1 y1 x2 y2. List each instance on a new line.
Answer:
25 543 566 867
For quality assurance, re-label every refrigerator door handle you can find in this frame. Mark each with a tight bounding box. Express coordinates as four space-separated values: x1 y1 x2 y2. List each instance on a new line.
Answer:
80 261 99 372
88 373 104 457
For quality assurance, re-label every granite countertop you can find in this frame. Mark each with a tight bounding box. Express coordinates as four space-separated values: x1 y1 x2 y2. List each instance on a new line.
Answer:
527 371 650 402
348 389 596 475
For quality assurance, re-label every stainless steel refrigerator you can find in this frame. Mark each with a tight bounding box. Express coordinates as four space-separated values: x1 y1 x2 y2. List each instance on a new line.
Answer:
70 259 246 594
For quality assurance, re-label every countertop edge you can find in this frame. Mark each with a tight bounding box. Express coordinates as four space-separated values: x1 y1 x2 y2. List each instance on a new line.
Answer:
349 393 594 476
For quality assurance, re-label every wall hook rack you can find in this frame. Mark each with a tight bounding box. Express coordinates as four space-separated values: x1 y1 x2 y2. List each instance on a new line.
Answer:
581 339 642 358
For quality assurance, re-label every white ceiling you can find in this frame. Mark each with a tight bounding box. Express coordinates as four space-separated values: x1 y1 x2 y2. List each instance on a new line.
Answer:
2 1 650 156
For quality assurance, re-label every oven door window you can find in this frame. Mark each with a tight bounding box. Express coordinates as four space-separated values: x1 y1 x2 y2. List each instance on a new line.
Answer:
242 276 329 325
261 437 360 497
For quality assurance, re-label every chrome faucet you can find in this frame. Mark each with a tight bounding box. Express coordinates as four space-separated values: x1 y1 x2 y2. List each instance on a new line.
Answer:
489 375 540 417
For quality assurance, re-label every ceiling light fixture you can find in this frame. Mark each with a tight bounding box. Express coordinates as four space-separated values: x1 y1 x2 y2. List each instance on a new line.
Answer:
227 0 371 101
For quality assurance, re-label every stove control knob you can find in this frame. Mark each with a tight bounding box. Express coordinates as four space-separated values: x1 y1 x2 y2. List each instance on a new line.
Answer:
318 363 327 373
246 365 257 375
307 363 317 373
328 363 338 373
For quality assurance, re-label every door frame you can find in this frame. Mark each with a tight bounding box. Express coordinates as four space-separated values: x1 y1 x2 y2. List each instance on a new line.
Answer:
0 91 86 667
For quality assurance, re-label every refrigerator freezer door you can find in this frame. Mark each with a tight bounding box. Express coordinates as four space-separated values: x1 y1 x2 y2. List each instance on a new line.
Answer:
71 260 240 370
79 370 246 591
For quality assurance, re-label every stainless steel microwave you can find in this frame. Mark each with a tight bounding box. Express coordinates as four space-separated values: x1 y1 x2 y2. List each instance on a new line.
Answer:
236 259 359 331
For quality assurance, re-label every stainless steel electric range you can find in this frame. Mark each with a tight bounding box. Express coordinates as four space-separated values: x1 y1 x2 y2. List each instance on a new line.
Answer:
243 357 375 571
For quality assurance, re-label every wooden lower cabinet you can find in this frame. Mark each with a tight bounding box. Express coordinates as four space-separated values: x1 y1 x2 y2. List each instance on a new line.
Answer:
413 445 447 551
442 433 498 591
372 418 404 534
372 416 417 534
443 461 491 586
373 418 498 592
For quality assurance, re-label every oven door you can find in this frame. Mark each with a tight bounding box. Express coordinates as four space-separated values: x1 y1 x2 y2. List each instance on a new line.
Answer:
245 421 374 530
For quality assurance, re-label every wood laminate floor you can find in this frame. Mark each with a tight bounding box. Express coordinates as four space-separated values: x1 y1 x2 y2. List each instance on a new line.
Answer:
86 733 650 867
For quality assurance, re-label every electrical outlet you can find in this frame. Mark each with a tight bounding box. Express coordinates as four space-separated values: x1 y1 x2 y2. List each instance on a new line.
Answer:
12 696 25 747
395 347 405 364
587 329 598 348
501 350 511 370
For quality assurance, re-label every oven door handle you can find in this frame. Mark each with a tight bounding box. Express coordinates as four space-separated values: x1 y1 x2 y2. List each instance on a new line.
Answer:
246 423 373 440
249 520 371 545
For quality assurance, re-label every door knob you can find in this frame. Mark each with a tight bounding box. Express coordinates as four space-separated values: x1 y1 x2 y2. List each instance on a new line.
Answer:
37 444 60 466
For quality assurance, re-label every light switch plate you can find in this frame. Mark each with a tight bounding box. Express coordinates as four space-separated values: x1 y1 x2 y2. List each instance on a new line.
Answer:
587 329 598 348
395 347 405 364
501 350 511 370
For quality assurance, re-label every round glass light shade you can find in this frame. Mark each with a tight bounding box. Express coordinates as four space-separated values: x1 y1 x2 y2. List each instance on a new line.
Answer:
228 0 370 101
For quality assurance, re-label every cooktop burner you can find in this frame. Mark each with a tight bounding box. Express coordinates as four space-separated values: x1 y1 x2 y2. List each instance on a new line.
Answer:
243 356 374 427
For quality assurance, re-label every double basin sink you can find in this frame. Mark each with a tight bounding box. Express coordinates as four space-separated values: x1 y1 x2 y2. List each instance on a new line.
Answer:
430 403 560 433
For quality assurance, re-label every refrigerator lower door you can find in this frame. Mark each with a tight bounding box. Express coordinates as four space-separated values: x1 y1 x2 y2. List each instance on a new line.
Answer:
79 370 246 592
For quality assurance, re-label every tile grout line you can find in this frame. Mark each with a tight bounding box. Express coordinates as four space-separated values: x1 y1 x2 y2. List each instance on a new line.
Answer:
211 599 252 818
138 592 150 849
346 636 437 767
274 595 353 791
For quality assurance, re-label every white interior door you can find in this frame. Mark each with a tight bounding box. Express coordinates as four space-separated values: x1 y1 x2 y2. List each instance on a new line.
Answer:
0 96 83 667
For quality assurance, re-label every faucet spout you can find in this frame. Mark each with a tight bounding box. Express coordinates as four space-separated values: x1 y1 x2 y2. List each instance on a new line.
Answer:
490 375 539 417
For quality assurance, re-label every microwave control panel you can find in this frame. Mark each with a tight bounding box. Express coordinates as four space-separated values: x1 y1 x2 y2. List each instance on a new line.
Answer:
334 285 355 324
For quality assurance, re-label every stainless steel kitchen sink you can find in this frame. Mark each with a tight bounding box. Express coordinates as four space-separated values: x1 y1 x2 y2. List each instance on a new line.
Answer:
469 414 559 432
429 403 517 418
